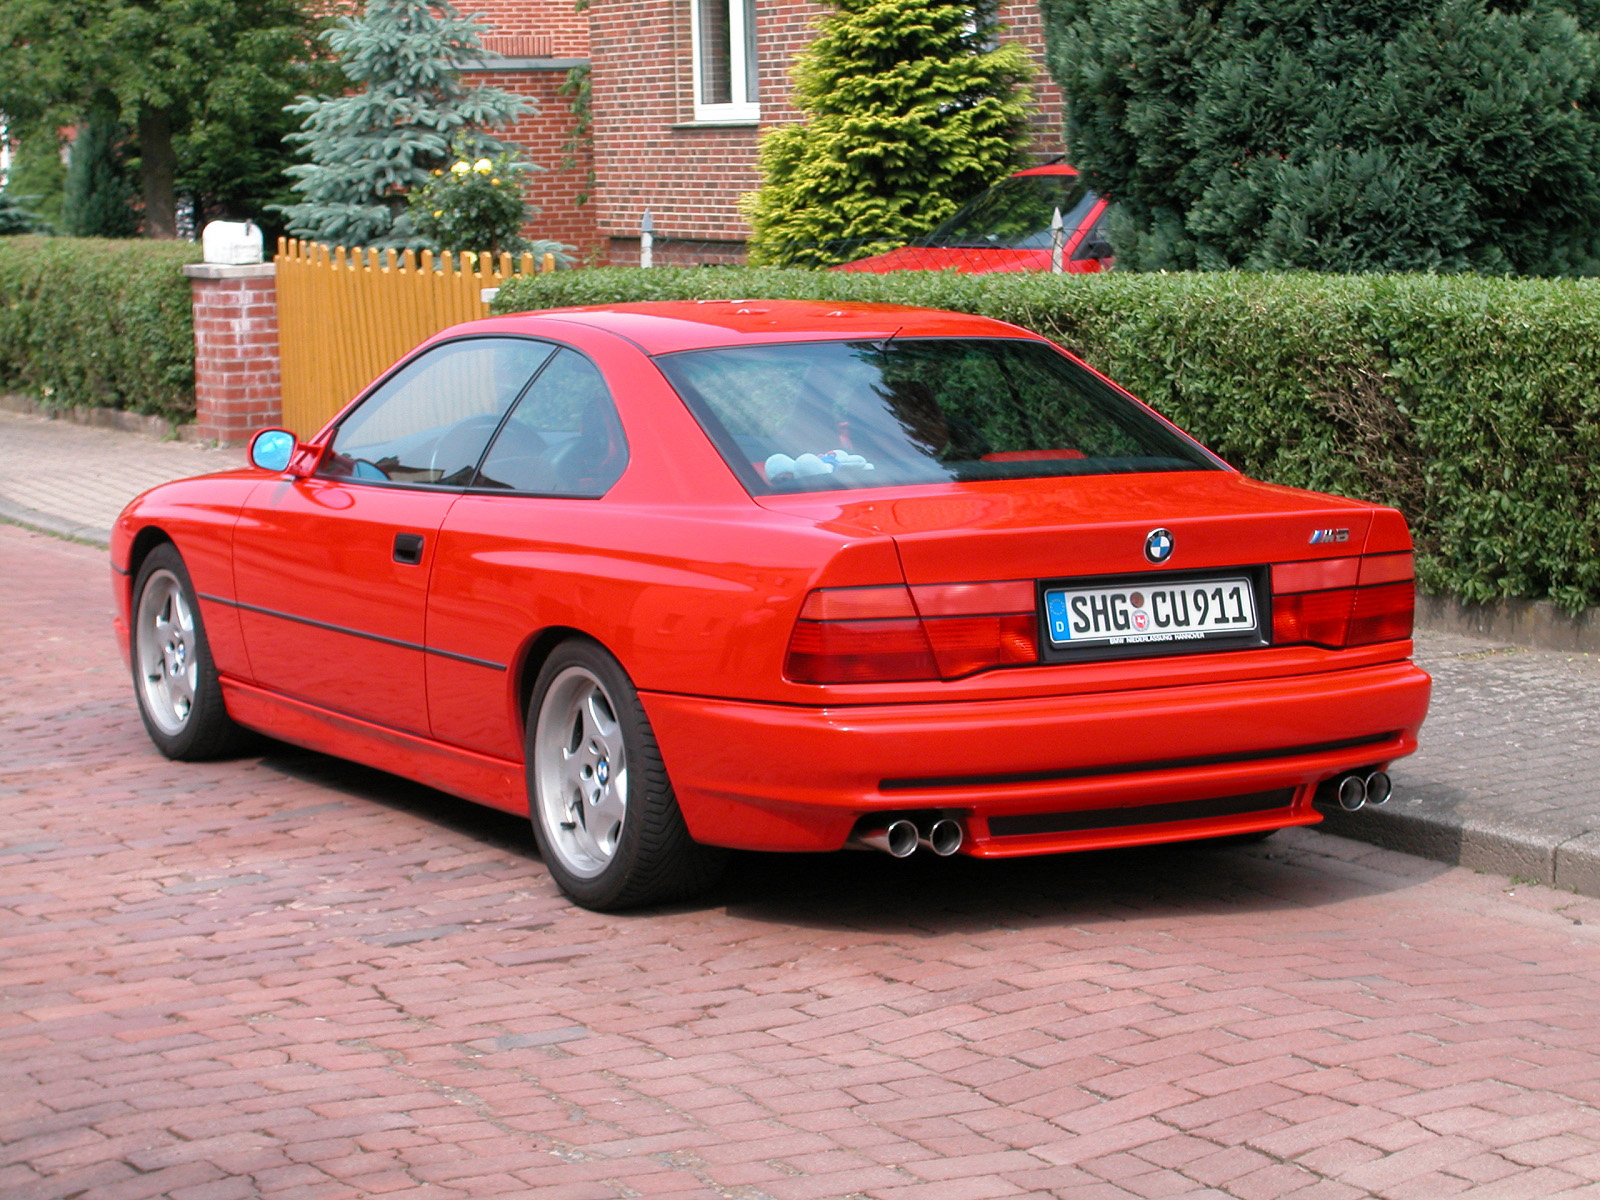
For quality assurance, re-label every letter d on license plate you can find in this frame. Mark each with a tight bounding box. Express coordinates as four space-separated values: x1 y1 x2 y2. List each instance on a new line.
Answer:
1044 576 1258 650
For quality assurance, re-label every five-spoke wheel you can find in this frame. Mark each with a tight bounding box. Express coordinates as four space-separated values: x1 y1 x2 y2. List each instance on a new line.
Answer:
526 640 726 910
131 543 246 760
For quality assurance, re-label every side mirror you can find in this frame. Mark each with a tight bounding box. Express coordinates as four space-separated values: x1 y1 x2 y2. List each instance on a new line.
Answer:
249 428 325 477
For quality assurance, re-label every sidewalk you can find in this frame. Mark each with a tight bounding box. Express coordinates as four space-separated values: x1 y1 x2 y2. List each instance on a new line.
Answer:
3 405 1598 896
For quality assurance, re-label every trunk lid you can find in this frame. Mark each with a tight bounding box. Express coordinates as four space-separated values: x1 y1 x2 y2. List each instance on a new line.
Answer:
756 472 1384 585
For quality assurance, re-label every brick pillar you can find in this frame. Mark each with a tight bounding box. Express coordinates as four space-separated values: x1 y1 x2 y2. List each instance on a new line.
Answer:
182 262 282 444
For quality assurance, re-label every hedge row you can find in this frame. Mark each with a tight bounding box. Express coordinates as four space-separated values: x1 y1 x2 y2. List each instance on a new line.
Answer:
0 236 200 421
495 268 1600 613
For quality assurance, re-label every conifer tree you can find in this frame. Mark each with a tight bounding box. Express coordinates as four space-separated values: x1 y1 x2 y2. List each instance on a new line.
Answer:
61 115 140 238
743 0 1033 267
279 0 531 248
1041 0 1600 274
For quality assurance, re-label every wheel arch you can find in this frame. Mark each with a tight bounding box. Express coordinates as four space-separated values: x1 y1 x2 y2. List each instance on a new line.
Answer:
514 626 616 729
126 525 176 593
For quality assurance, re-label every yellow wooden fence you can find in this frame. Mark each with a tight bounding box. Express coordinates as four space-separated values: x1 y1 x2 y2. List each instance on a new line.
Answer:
275 237 555 436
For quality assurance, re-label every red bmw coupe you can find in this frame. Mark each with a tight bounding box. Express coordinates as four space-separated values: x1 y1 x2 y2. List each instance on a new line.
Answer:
113 301 1430 910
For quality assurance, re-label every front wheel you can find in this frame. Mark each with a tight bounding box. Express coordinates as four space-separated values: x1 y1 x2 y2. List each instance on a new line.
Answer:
526 640 726 911
131 543 249 760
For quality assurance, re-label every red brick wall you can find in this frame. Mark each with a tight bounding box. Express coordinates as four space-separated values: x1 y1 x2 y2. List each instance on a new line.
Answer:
461 67 601 257
1000 1 1065 156
467 0 589 54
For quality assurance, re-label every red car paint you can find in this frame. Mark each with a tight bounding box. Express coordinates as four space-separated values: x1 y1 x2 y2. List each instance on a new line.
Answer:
113 301 1429 896
836 163 1114 274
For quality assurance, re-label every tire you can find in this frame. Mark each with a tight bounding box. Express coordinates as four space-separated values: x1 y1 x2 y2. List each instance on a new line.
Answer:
130 543 249 760
526 640 726 911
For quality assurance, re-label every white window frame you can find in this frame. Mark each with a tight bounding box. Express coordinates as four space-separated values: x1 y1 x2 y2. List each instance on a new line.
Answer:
690 0 759 122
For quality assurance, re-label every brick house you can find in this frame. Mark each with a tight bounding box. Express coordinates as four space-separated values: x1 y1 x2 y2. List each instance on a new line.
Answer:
461 0 1062 264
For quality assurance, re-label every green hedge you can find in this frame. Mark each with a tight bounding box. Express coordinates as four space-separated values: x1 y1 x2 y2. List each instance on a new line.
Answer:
0 236 200 421
495 268 1600 613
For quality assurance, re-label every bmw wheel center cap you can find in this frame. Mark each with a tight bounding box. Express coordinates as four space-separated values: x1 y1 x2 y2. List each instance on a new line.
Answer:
1144 528 1174 564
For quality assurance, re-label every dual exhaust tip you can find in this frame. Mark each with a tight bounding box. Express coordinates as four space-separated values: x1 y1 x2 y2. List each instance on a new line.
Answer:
851 817 963 858
1324 770 1393 813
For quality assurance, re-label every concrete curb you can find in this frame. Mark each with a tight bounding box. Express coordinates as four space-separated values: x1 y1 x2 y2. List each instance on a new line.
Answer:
1317 801 1600 898
0 496 110 547
1416 592 1600 656
0 394 214 444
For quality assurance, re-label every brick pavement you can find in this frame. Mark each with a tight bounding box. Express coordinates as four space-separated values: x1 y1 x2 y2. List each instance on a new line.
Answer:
7 525 1600 1199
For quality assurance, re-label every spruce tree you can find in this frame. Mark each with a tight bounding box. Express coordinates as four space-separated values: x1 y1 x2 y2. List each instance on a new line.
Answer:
743 0 1033 267
1041 0 1600 274
0 191 42 235
279 0 530 248
61 114 140 238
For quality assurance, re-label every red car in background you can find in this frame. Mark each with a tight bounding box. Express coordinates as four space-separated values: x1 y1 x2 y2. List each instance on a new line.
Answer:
837 162 1114 274
114 301 1428 911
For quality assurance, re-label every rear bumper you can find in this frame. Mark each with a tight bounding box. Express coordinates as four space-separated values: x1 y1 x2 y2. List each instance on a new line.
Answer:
642 660 1431 854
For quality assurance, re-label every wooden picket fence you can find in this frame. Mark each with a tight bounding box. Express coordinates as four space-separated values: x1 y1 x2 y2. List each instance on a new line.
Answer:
274 237 557 436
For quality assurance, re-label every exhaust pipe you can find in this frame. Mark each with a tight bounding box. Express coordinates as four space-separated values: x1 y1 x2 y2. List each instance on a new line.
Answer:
1335 774 1368 811
920 819 963 857
851 819 918 858
1364 771 1392 806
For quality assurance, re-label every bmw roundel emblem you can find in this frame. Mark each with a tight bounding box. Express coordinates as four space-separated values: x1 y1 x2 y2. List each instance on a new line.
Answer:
1144 528 1174 564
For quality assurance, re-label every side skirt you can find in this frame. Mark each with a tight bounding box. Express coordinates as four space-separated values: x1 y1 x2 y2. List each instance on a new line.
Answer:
220 677 528 816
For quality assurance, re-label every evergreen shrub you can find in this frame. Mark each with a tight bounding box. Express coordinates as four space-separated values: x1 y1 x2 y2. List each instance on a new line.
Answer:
742 0 1033 267
1039 0 1600 275
494 268 1600 612
0 236 199 420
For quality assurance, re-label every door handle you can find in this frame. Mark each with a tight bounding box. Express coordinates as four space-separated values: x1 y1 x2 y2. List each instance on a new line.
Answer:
393 533 425 565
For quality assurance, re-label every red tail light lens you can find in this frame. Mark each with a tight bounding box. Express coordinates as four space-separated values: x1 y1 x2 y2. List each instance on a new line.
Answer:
1273 568 1415 651
1348 581 1414 645
922 614 1039 678
785 618 938 683
787 582 1040 683
1273 588 1356 648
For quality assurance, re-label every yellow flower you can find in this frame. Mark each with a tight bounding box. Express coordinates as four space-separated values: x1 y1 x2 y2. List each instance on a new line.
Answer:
474 158 492 173
451 161 470 175
491 178 500 186
433 210 443 218
432 168 443 176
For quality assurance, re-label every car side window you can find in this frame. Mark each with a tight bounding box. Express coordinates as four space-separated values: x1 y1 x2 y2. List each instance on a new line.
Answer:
474 348 628 496
321 338 555 486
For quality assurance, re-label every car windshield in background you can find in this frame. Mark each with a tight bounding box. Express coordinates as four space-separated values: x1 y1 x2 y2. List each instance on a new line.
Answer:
656 338 1219 494
920 175 1097 249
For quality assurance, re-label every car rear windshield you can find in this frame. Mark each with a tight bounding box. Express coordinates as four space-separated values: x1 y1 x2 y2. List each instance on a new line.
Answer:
922 174 1097 249
656 337 1220 494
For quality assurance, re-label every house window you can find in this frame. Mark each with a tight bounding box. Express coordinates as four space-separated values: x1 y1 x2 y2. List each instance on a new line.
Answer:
692 0 759 121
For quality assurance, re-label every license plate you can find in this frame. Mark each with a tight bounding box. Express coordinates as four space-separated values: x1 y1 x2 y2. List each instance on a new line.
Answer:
1044 576 1258 649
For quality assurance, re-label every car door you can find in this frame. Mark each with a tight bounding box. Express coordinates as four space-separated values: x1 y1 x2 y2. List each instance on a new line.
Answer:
232 336 556 734
424 346 630 758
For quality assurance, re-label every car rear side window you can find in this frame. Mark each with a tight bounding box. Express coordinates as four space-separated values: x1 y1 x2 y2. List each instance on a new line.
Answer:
321 337 555 486
657 337 1219 494
473 348 629 497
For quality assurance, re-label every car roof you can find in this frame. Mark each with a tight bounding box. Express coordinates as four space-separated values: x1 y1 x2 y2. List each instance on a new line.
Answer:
1011 162 1079 179
473 299 1041 356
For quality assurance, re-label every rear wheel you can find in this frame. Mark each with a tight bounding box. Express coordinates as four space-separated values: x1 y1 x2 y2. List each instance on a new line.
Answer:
131 543 248 760
526 640 726 910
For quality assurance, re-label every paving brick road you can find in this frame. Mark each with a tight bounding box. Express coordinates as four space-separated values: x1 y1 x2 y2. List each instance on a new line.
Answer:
7 525 1600 1198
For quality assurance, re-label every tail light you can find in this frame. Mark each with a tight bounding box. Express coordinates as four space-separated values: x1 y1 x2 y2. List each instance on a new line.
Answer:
786 582 1039 683
1272 553 1414 649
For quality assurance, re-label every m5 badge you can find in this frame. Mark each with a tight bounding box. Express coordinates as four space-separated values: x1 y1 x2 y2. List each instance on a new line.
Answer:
1309 528 1350 544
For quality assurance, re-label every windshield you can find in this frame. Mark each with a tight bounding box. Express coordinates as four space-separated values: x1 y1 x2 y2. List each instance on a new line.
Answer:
921 175 1097 249
656 338 1219 495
